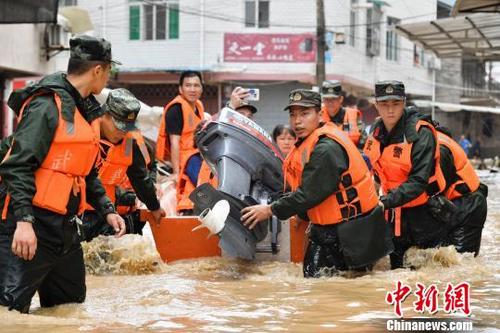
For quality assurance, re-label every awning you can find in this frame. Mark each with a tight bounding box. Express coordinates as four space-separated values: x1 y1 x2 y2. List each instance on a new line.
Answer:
395 13 500 60
367 0 390 8
0 0 58 24
412 99 500 114
58 6 93 34
452 0 500 16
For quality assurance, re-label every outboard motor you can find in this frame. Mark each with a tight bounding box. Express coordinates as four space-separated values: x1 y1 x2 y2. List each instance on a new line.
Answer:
190 108 284 260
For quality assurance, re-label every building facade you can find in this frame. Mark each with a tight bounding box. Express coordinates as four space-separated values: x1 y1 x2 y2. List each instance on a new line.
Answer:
77 0 438 132
0 21 70 137
433 0 500 157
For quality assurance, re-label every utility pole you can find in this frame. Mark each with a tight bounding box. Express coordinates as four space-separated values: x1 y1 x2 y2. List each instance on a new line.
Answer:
488 61 493 91
101 0 106 38
431 67 436 121
316 0 326 87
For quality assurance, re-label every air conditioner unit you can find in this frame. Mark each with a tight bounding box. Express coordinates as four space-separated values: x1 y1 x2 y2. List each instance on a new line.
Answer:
48 24 64 48
43 21 70 60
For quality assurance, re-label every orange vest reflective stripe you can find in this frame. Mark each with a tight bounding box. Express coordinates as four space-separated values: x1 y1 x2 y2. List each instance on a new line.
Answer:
321 106 362 145
156 95 204 212
2 92 100 218
363 120 446 208
283 123 379 225
437 132 480 200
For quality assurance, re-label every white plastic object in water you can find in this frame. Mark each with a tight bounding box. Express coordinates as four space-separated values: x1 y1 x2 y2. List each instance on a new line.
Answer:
192 200 230 236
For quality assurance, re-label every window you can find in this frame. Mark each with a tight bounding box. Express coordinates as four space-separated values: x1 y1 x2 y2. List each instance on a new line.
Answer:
245 0 269 28
349 0 358 46
386 16 400 61
129 0 179 41
482 116 493 137
413 45 425 66
129 5 141 40
144 4 154 40
59 0 77 6
156 5 167 40
169 4 179 39
366 5 381 56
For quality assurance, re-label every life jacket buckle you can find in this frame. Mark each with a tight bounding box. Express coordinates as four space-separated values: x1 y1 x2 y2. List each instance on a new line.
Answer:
69 215 84 236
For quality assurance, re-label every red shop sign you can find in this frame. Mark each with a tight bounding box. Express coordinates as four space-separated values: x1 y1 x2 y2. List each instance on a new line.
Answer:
224 33 316 63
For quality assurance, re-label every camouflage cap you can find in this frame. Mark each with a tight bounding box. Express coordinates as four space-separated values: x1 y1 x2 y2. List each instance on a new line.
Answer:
103 88 141 132
321 80 342 98
69 35 121 65
284 89 321 111
375 80 406 101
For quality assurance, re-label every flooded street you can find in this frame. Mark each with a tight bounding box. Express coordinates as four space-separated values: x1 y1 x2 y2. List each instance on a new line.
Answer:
2 181 499 332
2 1 499 331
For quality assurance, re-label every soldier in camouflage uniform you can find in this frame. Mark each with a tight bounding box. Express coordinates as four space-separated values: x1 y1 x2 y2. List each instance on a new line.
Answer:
0 35 125 313
80 89 165 241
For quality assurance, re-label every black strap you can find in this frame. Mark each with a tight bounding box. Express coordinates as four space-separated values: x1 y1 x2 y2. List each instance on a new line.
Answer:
454 182 471 195
340 201 362 220
426 180 441 196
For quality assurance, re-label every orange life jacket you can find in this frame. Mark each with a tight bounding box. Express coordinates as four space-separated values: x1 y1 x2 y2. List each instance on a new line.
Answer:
363 120 446 236
86 131 151 210
156 95 204 212
118 133 152 190
283 123 379 225
197 160 218 187
437 132 480 200
321 106 362 145
2 92 100 218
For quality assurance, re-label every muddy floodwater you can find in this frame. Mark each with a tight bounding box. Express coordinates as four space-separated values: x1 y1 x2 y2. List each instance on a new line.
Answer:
2 181 499 332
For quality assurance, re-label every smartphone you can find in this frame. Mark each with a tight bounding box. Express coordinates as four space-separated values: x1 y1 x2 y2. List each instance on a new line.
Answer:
245 88 260 101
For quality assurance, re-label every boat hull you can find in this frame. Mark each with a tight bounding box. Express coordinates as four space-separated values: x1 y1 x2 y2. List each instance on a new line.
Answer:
141 211 308 263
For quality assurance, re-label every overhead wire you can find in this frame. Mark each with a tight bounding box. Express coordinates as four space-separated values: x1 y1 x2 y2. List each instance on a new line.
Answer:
91 1 500 94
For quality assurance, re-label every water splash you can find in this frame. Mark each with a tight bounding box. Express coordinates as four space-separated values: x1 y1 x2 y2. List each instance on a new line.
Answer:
404 245 468 269
82 234 164 275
